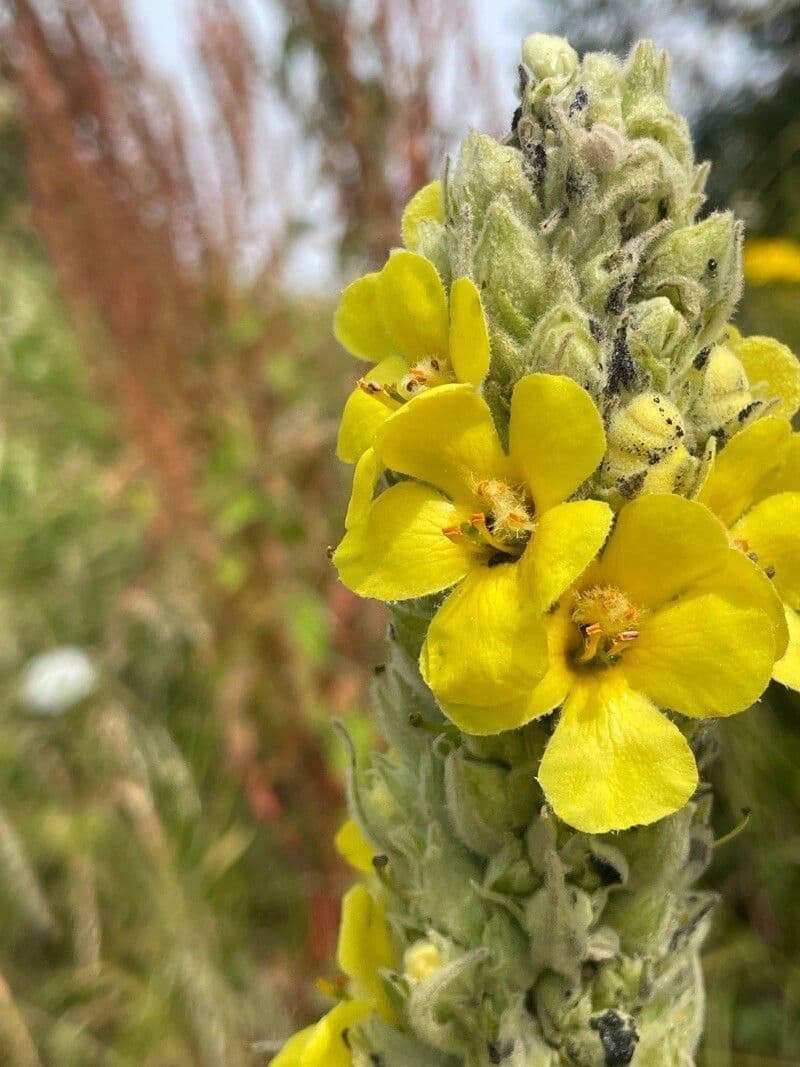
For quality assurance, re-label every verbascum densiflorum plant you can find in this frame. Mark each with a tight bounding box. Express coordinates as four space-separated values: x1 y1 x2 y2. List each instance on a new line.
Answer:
273 34 800 1067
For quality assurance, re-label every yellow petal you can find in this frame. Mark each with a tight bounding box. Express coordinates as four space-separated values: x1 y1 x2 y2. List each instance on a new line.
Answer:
401 180 443 249
448 277 490 386
774 607 800 691
270 1025 315 1067
337 356 410 464
420 562 548 708
334 273 400 362
297 1001 372 1067
625 589 776 718
344 448 383 531
538 680 698 834
334 820 375 874
333 482 476 600
733 492 800 609
375 384 509 505
509 374 606 512
697 416 793 527
337 884 396 1022
768 434 800 495
518 499 613 611
379 251 449 362
734 334 800 419
693 546 789 660
596 495 729 608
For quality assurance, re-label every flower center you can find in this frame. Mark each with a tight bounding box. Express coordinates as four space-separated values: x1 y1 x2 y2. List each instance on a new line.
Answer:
358 357 455 409
570 585 641 666
442 478 535 559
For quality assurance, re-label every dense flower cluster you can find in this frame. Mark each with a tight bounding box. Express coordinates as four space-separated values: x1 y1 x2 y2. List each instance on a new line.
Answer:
275 34 800 1067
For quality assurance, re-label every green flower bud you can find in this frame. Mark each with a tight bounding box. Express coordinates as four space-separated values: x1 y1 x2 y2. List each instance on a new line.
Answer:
521 33 579 81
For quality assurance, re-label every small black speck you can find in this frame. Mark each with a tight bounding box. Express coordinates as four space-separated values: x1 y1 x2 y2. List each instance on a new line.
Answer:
590 853 624 886
666 417 673 425
589 1011 639 1066
372 854 389 870
657 198 669 220
605 279 628 316
765 565 776 578
326 545 334 560
589 318 604 342
693 346 711 370
511 105 522 133
707 257 718 276
738 401 759 423
568 85 588 117
488 1040 515 1063
408 710 423 727
373 663 386 675
607 327 635 393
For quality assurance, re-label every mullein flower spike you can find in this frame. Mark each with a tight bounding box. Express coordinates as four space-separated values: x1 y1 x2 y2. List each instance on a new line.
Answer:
275 33 800 1067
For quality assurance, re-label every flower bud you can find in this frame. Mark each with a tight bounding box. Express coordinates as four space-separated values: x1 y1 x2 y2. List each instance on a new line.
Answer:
601 392 697 498
521 34 579 81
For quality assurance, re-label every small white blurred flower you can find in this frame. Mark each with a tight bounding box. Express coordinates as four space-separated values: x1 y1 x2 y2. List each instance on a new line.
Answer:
19 647 97 715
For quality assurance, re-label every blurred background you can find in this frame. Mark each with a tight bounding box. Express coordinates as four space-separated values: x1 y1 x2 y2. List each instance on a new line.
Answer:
0 1 797 1064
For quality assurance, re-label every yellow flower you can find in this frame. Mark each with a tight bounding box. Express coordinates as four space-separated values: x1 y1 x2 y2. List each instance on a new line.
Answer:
334 250 490 463
272 883 396 1065
270 999 371 1067
337 883 397 1023
744 237 800 286
698 415 800 692
508 495 786 834
334 819 375 874
334 375 613 714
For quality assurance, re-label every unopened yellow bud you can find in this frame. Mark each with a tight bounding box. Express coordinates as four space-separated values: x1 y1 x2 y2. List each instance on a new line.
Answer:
601 393 696 497
403 940 443 983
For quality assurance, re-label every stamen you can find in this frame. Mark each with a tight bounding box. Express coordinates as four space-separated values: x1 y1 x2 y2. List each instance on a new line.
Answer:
357 378 401 410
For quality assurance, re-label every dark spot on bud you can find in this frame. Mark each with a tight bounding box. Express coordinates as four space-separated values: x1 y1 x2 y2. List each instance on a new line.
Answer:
693 346 711 370
370 1056 385 1067
676 426 685 438
765 565 776 578
568 85 588 117
607 327 635 393
388 623 396 639
590 853 624 886
408 710 423 727
605 279 628 316
589 1010 639 1066
565 166 584 200
527 141 547 184
511 105 522 133
748 551 759 563
707 257 718 276
589 318 604 342
488 1040 515 1062
657 198 669 220
374 663 386 675
372 854 389 870
326 545 334 560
